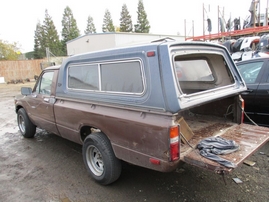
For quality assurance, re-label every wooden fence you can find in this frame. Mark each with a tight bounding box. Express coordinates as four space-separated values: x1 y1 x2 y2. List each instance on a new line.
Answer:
0 57 66 83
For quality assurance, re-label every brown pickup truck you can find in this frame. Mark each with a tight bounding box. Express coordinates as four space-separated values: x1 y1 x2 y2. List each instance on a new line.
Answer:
15 40 269 185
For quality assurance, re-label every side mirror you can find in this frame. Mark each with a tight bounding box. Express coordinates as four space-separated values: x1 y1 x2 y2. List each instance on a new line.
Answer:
21 87 32 95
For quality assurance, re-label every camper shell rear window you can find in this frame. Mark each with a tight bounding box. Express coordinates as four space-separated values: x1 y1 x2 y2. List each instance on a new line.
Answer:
174 54 235 95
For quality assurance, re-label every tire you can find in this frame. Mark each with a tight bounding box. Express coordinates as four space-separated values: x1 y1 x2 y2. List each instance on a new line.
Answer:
83 132 122 185
17 108 36 138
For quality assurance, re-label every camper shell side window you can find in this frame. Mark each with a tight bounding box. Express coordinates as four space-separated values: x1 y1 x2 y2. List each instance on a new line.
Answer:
67 60 145 95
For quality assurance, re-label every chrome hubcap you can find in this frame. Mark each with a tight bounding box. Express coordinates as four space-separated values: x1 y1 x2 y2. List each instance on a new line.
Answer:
86 145 104 176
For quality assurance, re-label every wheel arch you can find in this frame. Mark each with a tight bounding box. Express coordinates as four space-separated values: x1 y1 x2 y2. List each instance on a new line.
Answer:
79 124 121 160
15 105 23 113
80 125 105 142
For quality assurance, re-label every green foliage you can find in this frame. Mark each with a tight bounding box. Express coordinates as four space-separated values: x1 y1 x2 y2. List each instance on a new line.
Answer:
119 4 133 32
25 51 35 59
27 3 151 58
134 0 150 33
43 10 63 56
33 10 63 59
33 21 45 59
85 15 97 34
61 6 80 55
102 9 115 32
0 40 21 60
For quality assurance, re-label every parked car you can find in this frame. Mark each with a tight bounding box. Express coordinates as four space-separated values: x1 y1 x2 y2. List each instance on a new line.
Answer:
237 57 269 126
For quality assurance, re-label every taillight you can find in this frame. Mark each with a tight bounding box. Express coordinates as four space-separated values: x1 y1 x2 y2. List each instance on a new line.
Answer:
239 95 245 123
170 125 179 161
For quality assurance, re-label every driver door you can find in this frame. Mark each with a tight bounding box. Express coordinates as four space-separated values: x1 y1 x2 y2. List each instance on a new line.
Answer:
26 70 59 135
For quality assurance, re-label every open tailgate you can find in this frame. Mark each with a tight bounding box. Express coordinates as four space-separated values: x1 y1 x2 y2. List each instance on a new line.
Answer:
181 124 269 173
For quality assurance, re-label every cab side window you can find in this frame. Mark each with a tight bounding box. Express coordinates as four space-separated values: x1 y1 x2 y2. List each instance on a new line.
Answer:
36 71 54 95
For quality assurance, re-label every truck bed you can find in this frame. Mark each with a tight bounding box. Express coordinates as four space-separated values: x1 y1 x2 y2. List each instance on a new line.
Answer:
179 113 236 154
178 113 269 172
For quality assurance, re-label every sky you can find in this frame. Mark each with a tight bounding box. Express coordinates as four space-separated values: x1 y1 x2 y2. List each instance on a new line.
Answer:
0 0 268 53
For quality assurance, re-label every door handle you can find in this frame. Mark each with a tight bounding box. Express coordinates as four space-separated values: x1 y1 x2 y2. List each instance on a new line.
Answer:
44 98 49 102
43 97 56 104
241 89 253 95
241 90 252 95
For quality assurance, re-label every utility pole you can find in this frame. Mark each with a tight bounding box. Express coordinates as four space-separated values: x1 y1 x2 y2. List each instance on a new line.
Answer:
259 0 261 26
253 0 256 27
263 0 269 26
192 20 194 38
46 47 50 62
218 5 220 35
184 19 195 40
203 3 205 37
184 19 186 40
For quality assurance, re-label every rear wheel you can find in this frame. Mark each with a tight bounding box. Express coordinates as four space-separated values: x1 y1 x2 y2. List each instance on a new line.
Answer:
17 108 36 138
82 132 121 185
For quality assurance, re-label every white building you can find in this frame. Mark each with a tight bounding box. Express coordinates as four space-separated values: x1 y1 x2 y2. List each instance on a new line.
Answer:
66 32 186 56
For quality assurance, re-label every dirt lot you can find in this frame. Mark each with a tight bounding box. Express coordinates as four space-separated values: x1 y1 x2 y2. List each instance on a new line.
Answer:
0 82 268 202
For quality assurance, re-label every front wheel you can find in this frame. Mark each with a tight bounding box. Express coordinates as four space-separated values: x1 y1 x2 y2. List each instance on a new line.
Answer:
17 108 36 138
82 132 121 185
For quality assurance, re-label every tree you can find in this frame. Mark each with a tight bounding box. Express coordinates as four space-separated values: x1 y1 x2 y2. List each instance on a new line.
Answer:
134 0 150 33
119 4 133 32
102 9 115 32
61 6 80 55
33 21 45 59
115 26 121 32
42 9 63 56
0 40 21 60
85 15 97 34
